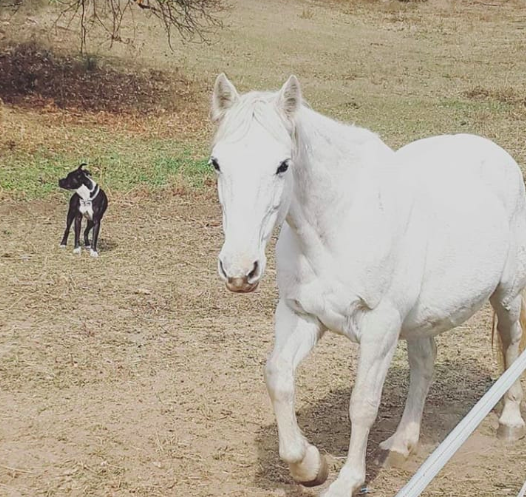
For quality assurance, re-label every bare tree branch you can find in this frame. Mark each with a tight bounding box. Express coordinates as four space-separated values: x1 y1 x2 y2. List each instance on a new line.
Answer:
2 0 225 53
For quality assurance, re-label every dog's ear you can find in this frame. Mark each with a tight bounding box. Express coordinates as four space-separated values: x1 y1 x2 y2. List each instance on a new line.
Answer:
78 163 91 176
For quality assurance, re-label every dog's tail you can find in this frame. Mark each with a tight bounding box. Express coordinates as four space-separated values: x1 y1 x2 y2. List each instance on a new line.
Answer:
491 291 526 369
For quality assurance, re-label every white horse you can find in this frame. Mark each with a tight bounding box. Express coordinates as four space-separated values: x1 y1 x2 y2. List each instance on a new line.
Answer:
210 74 526 496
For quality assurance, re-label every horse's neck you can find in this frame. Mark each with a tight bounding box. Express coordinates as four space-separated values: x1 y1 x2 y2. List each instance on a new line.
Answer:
287 107 394 245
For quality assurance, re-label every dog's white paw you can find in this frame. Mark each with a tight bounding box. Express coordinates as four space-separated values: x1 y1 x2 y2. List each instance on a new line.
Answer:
90 250 99 258
59 244 66 249
73 247 82 254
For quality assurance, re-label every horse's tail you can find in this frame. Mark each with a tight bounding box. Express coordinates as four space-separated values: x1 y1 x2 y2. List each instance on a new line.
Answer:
492 291 526 369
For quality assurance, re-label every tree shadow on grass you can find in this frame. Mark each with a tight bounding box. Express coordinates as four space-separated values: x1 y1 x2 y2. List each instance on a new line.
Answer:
0 41 195 114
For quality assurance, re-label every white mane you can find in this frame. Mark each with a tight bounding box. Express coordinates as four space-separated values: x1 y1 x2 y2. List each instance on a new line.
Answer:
214 89 392 169
213 91 292 147
294 105 392 166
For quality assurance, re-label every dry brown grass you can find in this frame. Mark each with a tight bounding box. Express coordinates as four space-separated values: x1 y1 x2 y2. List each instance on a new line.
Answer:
2 0 526 495
1 193 525 497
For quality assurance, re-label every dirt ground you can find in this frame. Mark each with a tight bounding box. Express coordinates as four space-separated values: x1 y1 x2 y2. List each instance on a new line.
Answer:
0 192 525 497
2 0 526 495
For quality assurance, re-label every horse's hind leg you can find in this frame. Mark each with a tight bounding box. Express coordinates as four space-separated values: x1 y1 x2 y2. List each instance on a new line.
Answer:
265 300 328 486
490 292 526 441
378 337 437 467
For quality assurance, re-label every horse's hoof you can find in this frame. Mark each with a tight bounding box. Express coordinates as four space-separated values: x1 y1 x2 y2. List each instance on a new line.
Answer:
497 423 526 442
73 247 81 254
59 244 66 249
376 447 410 469
300 454 329 487
90 250 99 258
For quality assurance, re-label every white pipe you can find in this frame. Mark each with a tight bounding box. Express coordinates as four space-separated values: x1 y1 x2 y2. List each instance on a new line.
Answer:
517 479 526 497
395 348 526 497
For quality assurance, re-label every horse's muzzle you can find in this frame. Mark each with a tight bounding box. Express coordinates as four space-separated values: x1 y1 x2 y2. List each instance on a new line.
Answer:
225 278 260 293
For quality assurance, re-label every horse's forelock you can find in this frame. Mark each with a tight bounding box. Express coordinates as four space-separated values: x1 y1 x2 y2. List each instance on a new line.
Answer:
213 91 295 148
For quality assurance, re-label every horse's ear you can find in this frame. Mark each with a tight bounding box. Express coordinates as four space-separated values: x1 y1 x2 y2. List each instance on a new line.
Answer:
211 73 239 123
277 75 302 119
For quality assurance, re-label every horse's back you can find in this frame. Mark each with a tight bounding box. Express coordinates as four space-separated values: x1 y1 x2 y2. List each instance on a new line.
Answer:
397 134 525 218
398 133 526 266
397 134 526 337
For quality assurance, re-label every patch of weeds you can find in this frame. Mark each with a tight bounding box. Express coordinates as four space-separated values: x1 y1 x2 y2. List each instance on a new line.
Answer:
464 86 526 107
81 53 99 72
439 98 512 114
0 139 211 199
178 153 213 187
300 8 315 20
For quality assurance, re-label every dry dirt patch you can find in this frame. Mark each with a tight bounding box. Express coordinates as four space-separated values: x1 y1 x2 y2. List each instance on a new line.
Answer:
2 0 526 494
1 193 525 497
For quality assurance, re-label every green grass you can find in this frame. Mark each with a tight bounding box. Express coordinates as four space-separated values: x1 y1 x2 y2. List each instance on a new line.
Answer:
3 0 526 201
0 137 212 200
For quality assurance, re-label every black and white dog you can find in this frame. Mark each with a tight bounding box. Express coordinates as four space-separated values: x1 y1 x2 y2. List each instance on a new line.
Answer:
58 164 108 257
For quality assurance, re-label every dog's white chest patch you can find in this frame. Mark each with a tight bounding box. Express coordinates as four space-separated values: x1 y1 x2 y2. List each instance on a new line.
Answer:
79 199 94 220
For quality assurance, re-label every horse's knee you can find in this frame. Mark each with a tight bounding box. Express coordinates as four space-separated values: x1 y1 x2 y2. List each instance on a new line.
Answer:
265 357 293 401
350 397 379 428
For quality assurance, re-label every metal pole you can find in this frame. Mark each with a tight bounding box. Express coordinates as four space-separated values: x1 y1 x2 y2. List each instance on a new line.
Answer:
395 348 526 497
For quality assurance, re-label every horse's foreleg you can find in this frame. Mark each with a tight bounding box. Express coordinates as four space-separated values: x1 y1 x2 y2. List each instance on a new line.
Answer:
378 336 436 467
490 293 526 441
323 306 400 497
265 299 327 486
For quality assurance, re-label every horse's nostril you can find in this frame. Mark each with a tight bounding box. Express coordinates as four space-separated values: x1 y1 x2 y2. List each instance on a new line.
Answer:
248 260 259 281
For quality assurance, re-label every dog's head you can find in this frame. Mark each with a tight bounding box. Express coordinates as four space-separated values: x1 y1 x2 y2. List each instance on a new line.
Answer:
58 163 92 190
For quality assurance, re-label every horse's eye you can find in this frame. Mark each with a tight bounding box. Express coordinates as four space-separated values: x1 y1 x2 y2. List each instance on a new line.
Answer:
209 158 220 172
276 160 289 175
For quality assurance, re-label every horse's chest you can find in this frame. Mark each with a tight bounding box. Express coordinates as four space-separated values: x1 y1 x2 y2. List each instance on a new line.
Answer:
79 200 94 220
287 281 355 338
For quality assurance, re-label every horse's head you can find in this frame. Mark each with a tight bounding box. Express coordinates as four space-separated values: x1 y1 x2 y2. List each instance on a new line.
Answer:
210 74 301 293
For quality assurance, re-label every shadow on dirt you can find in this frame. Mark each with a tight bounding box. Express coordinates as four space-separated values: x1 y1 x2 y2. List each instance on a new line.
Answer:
97 238 118 252
254 358 495 495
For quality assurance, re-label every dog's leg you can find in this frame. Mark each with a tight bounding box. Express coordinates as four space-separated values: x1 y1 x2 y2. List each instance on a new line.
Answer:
90 220 101 257
60 209 75 248
84 220 94 248
73 215 82 254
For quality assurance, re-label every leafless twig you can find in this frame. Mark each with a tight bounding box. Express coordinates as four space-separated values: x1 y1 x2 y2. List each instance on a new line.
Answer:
3 0 225 53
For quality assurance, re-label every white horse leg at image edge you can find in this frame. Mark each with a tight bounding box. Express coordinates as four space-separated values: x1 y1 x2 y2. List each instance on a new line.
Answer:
395 347 526 497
